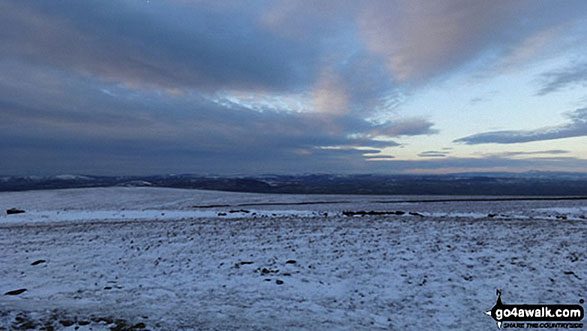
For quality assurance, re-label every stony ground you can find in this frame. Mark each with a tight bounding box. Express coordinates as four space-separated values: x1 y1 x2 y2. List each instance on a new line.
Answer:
0 188 585 330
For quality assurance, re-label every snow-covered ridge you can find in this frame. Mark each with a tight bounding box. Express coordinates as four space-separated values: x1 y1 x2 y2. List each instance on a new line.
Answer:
0 209 318 224
1 187 585 225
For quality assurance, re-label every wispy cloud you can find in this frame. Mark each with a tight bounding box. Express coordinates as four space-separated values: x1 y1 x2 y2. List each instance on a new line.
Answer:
370 118 437 137
418 151 449 158
477 150 569 157
537 62 587 95
454 108 587 144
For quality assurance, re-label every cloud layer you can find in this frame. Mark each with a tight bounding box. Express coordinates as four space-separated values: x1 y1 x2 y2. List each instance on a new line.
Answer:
1 1 586 174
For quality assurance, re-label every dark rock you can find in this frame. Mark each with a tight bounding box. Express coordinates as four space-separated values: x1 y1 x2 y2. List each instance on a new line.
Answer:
343 210 361 216
91 317 114 324
6 208 25 215
104 286 112 290
4 288 27 295
78 321 90 326
59 320 74 327
564 271 582 280
229 209 250 213
31 259 46 266
285 260 296 264
261 268 278 275
275 279 284 285
133 322 147 329
343 210 408 217
240 261 254 265
217 212 227 216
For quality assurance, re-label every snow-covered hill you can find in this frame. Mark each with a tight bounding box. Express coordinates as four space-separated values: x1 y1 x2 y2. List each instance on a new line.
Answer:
0 188 585 329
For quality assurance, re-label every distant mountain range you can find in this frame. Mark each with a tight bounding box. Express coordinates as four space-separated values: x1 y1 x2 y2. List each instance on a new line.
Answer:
1 172 587 196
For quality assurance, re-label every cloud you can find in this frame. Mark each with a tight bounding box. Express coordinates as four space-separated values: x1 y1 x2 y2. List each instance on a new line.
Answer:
0 62 405 175
311 68 350 115
358 1 587 83
358 0 523 81
454 108 587 144
1 1 586 175
260 0 358 41
537 62 587 95
258 1 587 86
479 150 569 157
371 118 437 137
498 25 564 71
3 0 584 92
418 151 449 158
0 1 320 92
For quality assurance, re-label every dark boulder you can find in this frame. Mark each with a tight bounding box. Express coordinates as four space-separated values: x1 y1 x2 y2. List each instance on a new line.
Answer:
6 208 25 215
4 288 27 295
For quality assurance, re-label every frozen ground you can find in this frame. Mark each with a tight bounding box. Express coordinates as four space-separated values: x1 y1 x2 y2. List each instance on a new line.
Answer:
0 187 585 330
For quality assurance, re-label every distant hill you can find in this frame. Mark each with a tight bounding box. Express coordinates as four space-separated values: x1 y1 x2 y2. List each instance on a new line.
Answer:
1 172 587 196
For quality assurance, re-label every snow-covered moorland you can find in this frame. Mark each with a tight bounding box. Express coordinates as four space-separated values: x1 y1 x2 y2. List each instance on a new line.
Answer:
1 187 585 330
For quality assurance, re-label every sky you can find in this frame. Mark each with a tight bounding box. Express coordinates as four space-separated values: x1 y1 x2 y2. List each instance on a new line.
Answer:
1 0 587 176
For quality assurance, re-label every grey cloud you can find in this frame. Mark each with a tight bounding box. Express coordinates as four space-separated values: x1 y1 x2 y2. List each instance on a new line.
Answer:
0 64 403 175
360 1 587 83
3 0 584 93
489 150 569 157
537 62 587 95
0 1 319 92
2 1 585 175
418 151 449 158
371 118 437 137
454 108 587 144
